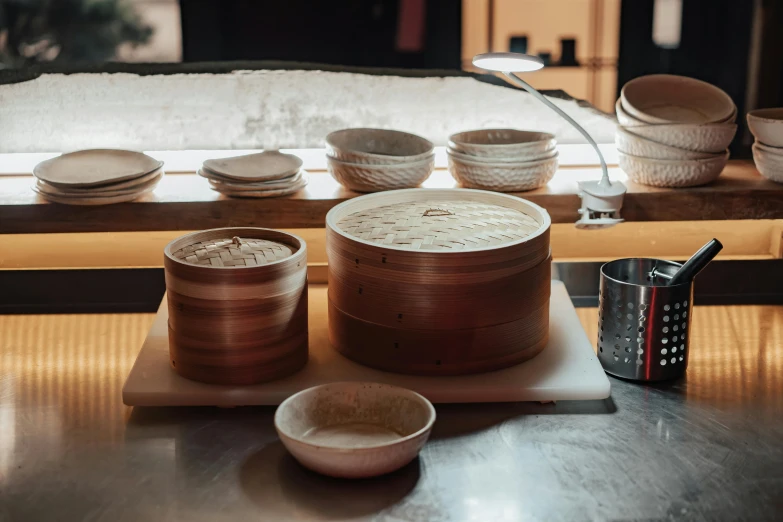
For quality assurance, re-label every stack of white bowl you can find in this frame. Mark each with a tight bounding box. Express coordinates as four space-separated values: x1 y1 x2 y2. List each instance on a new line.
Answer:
447 129 558 192
616 74 737 188
326 128 434 192
747 108 783 183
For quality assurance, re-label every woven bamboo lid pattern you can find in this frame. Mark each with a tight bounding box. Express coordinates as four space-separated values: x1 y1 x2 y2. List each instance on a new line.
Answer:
172 236 293 267
335 199 541 251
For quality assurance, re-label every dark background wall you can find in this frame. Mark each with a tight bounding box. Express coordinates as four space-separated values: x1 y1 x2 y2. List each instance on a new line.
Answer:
180 0 461 69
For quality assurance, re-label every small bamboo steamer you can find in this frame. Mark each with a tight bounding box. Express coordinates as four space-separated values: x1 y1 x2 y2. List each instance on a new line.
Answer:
326 188 551 375
164 228 308 385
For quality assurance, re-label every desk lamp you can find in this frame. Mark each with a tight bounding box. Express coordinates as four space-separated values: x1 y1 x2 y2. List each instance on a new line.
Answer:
472 52 626 229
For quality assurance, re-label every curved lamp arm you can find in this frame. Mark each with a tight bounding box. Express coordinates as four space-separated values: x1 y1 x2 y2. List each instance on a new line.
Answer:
502 72 610 186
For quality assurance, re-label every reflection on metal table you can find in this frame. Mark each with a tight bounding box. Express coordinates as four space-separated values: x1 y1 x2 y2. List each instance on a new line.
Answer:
0 288 782 521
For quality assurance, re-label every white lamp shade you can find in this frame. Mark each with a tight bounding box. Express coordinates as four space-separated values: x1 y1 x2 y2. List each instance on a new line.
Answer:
472 52 545 73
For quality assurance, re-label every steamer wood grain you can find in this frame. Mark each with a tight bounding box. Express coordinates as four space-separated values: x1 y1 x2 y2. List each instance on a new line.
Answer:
164 228 308 385
326 189 552 375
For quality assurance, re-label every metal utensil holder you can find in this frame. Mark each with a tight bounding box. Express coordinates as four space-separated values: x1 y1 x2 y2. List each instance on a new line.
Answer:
598 258 694 382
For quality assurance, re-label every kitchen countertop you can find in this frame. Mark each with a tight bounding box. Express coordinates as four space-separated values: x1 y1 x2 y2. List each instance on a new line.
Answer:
0 295 782 521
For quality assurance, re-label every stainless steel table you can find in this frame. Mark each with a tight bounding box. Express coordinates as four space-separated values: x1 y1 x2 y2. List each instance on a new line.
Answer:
0 308 781 521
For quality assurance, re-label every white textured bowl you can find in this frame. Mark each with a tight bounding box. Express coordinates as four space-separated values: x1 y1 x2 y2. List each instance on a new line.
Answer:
327 155 434 192
448 152 558 192
275 382 436 479
747 108 783 148
621 74 736 124
616 98 647 127
618 151 729 188
446 146 557 164
615 127 721 160
326 128 434 165
619 121 737 153
717 104 739 124
448 129 556 160
753 140 783 155
752 143 783 183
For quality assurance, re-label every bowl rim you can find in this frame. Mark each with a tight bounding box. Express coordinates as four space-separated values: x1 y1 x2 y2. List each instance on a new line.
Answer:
747 108 783 122
614 126 725 157
447 149 559 167
618 150 729 165
753 142 783 156
621 74 735 124
617 120 737 131
326 153 434 169
325 128 434 160
274 381 436 451
448 128 556 149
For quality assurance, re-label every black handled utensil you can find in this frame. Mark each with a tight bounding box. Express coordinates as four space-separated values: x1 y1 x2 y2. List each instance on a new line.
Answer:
668 238 723 286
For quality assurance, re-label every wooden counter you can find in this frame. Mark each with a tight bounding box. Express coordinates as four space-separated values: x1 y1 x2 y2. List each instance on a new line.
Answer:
0 161 780 234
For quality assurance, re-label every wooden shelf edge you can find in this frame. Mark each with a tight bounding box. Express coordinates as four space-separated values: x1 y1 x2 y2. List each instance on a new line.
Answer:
0 161 780 233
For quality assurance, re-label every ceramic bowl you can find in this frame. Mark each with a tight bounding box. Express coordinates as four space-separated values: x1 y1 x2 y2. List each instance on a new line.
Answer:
615 127 721 160
752 143 783 183
615 98 648 127
621 74 736 124
446 146 557 164
619 121 737 153
275 382 436 479
448 152 558 192
618 151 729 188
327 155 434 192
753 140 783 155
747 108 783 148
717 104 739 124
326 128 434 165
448 129 556 160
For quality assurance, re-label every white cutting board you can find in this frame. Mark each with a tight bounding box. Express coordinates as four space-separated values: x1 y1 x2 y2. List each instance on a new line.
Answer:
122 281 610 406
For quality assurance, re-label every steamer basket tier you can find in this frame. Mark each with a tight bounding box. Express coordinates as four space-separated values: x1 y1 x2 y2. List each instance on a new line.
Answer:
326 188 552 376
164 228 308 385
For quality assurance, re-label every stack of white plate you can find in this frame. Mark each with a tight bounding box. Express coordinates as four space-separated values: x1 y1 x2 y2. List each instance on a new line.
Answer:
199 151 307 198
447 129 558 192
325 128 434 192
616 74 737 188
748 108 783 183
33 149 163 205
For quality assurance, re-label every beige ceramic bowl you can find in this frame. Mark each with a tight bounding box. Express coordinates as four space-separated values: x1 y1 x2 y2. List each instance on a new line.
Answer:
747 108 783 148
615 98 647 127
448 129 556 160
621 74 736 124
446 146 557 164
326 128 434 165
448 151 558 192
619 151 729 188
752 143 783 183
620 121 737 154
275 382 436 479
327 155 434 192
615 127 721 160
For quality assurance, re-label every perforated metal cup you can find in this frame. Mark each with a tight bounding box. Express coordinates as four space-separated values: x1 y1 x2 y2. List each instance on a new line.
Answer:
597 258 693 382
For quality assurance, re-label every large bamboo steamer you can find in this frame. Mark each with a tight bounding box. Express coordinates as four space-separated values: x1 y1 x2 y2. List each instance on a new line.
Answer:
326 188 551 375
164 228 308 385
328 299 549 375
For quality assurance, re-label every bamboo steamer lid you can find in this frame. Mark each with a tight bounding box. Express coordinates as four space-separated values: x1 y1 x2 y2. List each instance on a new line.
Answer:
326 188 551 375
164 228 308 385
170 236 294 267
